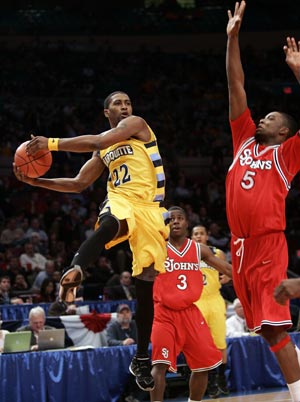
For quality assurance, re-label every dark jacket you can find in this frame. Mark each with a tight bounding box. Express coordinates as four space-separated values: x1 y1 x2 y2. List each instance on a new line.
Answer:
104 285 136 301
106 320 137 346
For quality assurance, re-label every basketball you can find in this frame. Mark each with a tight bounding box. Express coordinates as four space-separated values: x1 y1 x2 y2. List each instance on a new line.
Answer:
14 141 52 178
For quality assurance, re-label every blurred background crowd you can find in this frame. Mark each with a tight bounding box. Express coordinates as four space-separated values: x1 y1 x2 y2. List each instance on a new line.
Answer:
0 0 300 304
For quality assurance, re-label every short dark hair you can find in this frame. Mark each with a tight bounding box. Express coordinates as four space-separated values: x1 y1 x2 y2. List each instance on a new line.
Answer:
103 91 128 109
0 275 10 282
168 206 187 218
281 112 299 138
48 301 68 316
191 224 207 234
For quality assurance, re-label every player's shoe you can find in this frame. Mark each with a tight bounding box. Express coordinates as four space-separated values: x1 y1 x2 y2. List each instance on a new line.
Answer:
207 383 220 399
58 265 83 303
129 356 155 391
218 374 230 395
207 373 220 399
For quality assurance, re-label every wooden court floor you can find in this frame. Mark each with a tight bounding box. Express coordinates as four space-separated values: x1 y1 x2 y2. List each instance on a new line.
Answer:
164 388 291 402
210 389 291 401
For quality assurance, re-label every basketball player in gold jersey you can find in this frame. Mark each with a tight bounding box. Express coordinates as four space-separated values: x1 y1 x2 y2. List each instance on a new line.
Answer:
192 225 229 398
14 91 169 391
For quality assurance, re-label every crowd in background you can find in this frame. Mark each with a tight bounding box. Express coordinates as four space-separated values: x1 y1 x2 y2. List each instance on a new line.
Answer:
0 5 300 402
1 32 300 303
1 0 298 36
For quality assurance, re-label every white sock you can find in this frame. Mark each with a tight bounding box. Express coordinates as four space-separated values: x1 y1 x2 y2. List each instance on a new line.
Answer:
287 380 300 401
188 399 202 402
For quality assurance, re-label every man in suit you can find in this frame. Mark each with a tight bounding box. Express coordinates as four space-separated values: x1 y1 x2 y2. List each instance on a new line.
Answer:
104 271 136 301
17 306 55 347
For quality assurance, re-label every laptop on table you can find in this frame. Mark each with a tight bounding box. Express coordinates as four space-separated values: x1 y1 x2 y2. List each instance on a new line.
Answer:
3 331 32 353
38 328 65 351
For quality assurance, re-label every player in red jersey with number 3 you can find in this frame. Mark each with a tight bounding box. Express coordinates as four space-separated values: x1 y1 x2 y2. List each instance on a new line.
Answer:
226 2 300 401
150 207 232 402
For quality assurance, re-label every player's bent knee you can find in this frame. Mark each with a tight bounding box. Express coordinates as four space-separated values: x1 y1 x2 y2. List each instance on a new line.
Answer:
152 363 168 375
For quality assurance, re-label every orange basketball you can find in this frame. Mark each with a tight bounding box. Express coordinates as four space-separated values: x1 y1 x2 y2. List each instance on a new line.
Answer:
14 141 52 178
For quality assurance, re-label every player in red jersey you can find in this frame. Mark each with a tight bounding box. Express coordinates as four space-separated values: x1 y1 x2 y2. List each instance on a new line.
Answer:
150 207 232 402
226 2 300 400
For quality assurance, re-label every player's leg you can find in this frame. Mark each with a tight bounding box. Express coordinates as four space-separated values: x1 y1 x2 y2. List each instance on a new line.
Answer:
183 305 223 400
250 234 300 400
150 363 168 402
59 214 121 302
262 326 300 401
198 296 228 397
189 371 208 401
129 204 169 391
207 369 219 398
213 299 229 395
129 265 158 391
135 266 158 356
150 304 177 398
217 348 229 395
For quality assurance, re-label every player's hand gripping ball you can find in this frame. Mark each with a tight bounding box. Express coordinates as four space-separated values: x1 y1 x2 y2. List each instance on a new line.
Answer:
14 141 52 178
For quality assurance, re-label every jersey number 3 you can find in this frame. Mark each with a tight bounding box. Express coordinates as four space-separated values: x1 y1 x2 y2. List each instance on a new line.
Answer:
177 274 187 290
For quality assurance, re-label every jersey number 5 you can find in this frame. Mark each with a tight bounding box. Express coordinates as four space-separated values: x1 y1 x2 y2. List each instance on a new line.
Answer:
241 170 256 190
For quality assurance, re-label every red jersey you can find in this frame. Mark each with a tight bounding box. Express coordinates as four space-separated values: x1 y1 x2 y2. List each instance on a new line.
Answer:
153 238 203 310
226 108 300 238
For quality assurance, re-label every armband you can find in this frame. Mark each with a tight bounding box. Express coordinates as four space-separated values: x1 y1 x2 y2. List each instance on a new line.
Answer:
48 138 59 151
269 335 291 353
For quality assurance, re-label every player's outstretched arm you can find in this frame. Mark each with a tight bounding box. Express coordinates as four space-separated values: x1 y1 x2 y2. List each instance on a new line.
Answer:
284 37 300 84
201 244 232 278
13 153 104 192
274 278 300 305
26 115 149 155
226 1 247 120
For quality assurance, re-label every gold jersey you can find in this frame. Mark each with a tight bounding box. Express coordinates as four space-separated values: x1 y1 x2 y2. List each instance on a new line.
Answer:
200 246 222 298
194 246 227 349
99 125 165 204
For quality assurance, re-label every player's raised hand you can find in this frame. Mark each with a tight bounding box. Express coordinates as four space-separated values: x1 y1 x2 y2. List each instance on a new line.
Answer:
26 134 49 155
227 1 246 37
284 37 300 83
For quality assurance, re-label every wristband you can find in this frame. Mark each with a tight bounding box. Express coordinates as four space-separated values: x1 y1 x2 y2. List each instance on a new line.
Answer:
48 138 59 151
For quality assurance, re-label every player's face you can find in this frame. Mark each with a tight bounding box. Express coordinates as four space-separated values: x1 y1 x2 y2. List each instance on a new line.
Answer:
191 226 208 245
104 93 133 127
255 112 286 144
169 211 188 238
